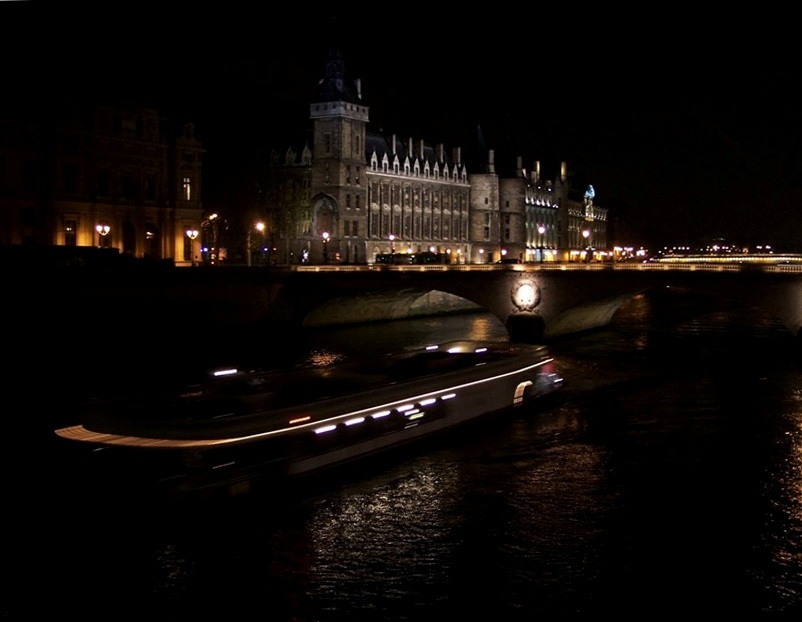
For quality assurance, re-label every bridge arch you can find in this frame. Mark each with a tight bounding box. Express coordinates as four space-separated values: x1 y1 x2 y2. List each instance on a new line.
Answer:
279 267 802 345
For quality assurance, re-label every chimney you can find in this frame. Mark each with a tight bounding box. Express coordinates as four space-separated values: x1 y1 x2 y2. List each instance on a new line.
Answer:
438 143 445 162
517 156 523 171
355 78 362 100
408 137 414 157
420 139 425 159
488 149 495 174
453 146 461 165
392 134 397 154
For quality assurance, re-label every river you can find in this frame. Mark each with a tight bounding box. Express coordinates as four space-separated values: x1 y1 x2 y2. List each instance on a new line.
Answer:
6 289 802 619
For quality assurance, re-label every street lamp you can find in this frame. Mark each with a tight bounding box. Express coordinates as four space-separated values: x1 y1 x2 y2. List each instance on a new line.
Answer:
538 224 546 264
186 228 198 266
322 231 329 264
202 213 219 265
389 234 395 263
582 228 591 263
247 221 265 266
95 224 110 248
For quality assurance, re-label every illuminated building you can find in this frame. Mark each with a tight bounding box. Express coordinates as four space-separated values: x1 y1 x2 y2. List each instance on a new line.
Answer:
0 102 204 265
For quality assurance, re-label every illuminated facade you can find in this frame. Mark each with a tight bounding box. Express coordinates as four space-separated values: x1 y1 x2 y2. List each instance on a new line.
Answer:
265 48 607 265
0 102 204 264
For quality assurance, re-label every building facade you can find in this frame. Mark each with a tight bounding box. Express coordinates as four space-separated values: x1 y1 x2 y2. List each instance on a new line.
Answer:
0 101 204 265
263 48 608 265
0 49 607 267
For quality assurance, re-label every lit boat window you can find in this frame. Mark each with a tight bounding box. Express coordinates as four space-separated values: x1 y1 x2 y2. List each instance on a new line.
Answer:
213 368 238 377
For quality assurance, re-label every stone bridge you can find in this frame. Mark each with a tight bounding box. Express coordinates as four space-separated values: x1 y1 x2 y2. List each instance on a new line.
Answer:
15 263 802 346
275 264 802 343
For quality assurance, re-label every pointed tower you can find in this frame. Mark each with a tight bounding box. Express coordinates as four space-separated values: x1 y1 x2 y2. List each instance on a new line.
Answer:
308 48 369 262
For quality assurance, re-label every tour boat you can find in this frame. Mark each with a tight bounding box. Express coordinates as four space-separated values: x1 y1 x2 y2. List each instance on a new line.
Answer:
54 340 563 498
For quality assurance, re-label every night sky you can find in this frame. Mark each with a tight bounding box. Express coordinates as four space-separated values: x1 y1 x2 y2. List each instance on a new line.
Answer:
6 10 802 251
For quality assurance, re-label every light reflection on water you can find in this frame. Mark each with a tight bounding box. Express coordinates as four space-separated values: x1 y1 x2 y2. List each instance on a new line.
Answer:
11 294 802 619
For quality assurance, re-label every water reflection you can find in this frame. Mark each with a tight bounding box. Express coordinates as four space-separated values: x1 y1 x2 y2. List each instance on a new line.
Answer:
14 293 802 618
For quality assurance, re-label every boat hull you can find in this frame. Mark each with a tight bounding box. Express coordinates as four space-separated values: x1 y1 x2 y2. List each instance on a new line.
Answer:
55 341 564 498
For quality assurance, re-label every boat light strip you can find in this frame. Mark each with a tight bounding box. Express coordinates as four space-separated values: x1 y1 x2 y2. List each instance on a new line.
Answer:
213 368 238 377
57 356 556 449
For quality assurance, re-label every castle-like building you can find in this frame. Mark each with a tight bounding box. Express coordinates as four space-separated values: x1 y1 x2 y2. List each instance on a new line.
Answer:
262 48 607 266
0 48 606 267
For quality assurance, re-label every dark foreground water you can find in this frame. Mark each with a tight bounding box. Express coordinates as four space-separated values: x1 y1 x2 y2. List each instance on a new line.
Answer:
7 290 802 619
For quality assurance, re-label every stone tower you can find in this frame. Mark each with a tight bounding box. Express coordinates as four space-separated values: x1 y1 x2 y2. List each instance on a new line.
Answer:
308 48 369 263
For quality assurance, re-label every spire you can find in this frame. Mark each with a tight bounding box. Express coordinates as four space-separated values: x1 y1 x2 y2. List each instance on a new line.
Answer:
317 47 361 104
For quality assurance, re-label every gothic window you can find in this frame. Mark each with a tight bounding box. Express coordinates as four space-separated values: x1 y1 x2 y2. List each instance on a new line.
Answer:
355 195 360 209
352 220 358 236
346 194 351 208
346 165 351 184
324 133 331 153
182 176 191 201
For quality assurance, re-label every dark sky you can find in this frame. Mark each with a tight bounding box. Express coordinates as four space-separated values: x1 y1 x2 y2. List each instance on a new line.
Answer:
7 11 802 250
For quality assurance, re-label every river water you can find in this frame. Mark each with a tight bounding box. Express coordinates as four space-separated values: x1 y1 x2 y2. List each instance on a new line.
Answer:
7 290 802 619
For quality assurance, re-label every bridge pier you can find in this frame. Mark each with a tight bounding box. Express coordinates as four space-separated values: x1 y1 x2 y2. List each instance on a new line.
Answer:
505 313 545 343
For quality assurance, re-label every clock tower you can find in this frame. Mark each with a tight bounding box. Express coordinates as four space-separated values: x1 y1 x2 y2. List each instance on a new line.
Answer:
309 48 369 263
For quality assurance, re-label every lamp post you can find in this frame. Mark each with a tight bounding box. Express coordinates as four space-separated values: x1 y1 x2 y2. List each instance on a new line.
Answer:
247 221 265 266
538 224 546 264
186 228 198 266
95 224 110 248
202 213 219 265
582 228 591 263
389 234 395 263
322 231 329 264
95 225 111 248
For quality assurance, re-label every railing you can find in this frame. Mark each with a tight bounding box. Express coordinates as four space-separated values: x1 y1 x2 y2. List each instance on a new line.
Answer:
293 262 802 274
